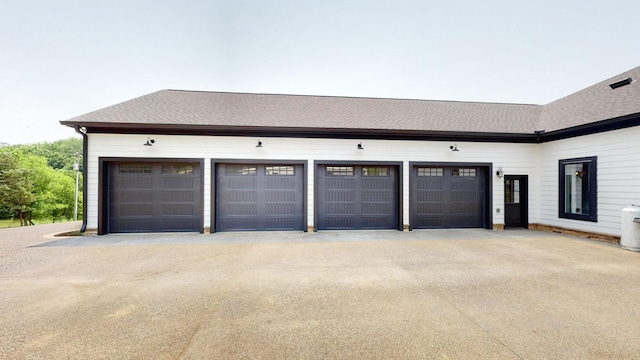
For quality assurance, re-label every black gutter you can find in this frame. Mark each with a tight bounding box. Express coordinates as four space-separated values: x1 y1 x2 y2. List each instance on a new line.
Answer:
62 110 640 147
538 112 640 142
74 125 88 233
66 123 540 143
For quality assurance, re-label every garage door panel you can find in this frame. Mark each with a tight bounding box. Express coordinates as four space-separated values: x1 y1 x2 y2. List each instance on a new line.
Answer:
266 203 296 214
264 217 299 230
414 215 445 228
418 203 444 213
161 204 194 216
417 178 444 190
161 190 194 203
325 191 355 202
412 166 486 229
224 203 257 215
266 191 295 202
114 219 154 232
120 177 153 189
112 204 153 217
161 219 199 232
108 162 201 233
266 177 296 189
112 190 153 204
220 217 258 231
362 190 390 202
216 164 304 231
364 215 397 228
227 177 257 188
451 179 476 190
326 178 355 188
326 203 355 215
362 178 389 189
317 165 398 230
362 203 391 215
323 216 356 229
224 190 258 203
161 176 194 187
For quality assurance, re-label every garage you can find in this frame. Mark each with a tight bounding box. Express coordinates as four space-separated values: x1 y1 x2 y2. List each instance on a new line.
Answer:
216 163 305 231
411 165 488 229
107 161 202 233
316 165 399 230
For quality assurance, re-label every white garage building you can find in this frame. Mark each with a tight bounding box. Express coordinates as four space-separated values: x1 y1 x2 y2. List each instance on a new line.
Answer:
61 66 640 239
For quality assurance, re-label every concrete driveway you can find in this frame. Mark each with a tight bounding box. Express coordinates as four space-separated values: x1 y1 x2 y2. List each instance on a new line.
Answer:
2 223 640 359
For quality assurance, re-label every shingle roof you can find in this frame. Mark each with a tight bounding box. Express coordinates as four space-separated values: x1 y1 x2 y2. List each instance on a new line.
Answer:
62 90 541 134
539 66 640 132
61 66 640 137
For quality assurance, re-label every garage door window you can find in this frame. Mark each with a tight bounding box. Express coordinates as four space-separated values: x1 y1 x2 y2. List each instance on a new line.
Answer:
452 168 477 177
362 167 389 176
417 167 443 177
326 166 354 176
120 164 152 174
226 165 257 175
266 166 295 175
162 164 194 175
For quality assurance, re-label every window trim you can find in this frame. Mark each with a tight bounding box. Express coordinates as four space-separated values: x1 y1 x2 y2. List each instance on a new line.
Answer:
325 166 355 176
417 167 444 177
362 167 390 177
558 156 597 222
265 165 295 176
225 164 257 176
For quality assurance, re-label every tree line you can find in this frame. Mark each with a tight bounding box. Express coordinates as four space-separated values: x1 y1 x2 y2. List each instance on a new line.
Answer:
0 138 82 225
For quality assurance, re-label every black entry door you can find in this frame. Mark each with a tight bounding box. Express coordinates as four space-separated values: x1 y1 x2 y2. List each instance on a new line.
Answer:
504 175 528 228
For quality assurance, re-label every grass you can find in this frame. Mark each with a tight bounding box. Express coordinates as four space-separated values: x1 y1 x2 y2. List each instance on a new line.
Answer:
0 218 79 229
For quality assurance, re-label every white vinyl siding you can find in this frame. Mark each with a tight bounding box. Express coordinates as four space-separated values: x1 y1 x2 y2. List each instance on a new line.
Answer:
85 134 539 232
86 128 640 237
538 126 640 236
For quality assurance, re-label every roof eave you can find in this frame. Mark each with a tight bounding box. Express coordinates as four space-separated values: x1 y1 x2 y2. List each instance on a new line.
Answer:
538 111 640 142
59 121 539 143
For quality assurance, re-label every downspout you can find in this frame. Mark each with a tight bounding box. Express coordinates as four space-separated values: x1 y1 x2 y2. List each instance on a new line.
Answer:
74 125 88 233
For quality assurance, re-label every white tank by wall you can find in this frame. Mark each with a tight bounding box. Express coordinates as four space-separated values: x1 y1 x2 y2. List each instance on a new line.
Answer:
621 206 640 251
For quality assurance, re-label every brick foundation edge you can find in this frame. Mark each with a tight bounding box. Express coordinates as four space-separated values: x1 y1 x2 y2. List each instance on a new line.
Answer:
529 223 620 244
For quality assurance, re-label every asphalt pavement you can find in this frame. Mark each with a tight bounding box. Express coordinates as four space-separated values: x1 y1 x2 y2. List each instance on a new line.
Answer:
1 223 640 359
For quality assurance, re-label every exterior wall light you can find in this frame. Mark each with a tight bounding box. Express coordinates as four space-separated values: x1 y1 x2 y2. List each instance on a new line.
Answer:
256 140 263 147
357 142 364 150
144 137 155 146
496 167 504 178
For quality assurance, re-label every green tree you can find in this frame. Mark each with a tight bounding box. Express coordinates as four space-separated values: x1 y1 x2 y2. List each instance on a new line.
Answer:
35 170 75 221
17 152 76 222
17 137 82 170
0 148 78 224
0 150 36 225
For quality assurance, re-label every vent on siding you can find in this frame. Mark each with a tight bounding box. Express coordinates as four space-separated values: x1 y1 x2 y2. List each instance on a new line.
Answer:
609 77 632 89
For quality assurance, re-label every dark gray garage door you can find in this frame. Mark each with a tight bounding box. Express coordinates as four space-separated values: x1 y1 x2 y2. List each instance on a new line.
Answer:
216 164 304 231
411 166 487 228
108 162 201 233
317 165 398 230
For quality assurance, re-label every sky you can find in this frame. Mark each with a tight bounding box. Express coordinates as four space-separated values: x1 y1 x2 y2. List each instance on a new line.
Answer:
1 0 639 145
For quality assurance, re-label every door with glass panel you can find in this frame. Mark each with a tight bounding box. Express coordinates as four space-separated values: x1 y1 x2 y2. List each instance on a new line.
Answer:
504 175 528 228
